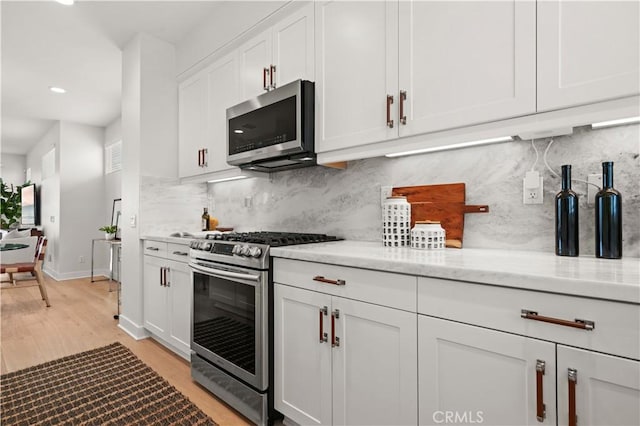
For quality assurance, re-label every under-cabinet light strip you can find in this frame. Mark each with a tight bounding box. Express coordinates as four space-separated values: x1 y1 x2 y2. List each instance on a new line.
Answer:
385 136 514 158
591 116 640 129
207 176 250 184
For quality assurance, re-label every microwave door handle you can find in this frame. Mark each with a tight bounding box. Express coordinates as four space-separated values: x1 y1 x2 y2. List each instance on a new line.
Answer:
189 262 261 284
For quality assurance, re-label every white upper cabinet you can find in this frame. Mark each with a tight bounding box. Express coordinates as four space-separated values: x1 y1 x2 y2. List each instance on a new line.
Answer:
537 0 640 111
178 52 240 179
316 0 535 153
239 31 273 100
398 0 536 135
272 3 315 88
239 2 314 100
206 52 240 173
178 73 208 178
315 0 398 152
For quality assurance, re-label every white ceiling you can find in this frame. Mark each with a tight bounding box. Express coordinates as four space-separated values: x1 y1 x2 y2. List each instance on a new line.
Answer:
1 0 223 155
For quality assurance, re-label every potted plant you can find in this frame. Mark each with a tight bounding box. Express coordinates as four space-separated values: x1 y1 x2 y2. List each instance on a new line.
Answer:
99 225 118 240
1 179 30 229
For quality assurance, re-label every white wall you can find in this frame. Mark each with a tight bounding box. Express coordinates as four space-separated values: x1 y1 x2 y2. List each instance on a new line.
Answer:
58 122 105 278
24 121 108 279
26 123 61 274
105 117 122 226
119 33 178 338
0 153 26 187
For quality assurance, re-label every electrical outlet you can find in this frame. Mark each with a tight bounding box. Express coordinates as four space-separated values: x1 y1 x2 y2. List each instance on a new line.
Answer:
523 171 543 205
79 256 85 264
587 173 602 206
380 185 393 206
244 196 253 208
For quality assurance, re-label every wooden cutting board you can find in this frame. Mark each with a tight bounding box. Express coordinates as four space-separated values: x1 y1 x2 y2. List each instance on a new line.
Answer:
391 183 489 248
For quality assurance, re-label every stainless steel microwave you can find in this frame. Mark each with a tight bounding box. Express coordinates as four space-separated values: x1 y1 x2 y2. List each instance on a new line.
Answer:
226 79 315 172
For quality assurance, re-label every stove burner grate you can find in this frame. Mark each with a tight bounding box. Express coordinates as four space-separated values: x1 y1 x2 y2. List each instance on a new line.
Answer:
205 231 341 247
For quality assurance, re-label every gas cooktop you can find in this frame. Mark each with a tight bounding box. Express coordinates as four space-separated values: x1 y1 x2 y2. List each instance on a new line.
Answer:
204 231 342 247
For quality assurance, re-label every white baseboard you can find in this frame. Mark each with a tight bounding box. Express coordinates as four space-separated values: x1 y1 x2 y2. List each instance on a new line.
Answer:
118 315 150 340
43 268 110 282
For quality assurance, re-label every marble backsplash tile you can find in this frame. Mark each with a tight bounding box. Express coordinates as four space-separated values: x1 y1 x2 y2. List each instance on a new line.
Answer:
209 124 639 257
140 176 208 236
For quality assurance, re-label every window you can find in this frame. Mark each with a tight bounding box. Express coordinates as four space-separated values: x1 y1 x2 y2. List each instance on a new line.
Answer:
105 141 122 174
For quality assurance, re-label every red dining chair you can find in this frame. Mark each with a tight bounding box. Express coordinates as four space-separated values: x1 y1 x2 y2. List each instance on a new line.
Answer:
1 236 50 307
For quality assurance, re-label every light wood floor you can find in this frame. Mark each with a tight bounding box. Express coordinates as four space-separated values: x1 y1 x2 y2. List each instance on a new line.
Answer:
0 273 251 426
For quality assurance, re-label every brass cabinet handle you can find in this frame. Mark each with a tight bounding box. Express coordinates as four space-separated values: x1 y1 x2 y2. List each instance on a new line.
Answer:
263 67 269 91
319 306 328 343
568 368 577 426
313 275 346 286
399 90 407 125
331 309 340 347
160 267 164 286
386 95 394 128
521 309 595 330
536 360 546 422
146 247 160 251
165 267 170 287
172 251 188 256
270 64 276 89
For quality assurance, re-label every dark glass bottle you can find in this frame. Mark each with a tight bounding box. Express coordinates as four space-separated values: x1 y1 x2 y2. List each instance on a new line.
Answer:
595 161 622 259
201 207 210 231
555 165 579 256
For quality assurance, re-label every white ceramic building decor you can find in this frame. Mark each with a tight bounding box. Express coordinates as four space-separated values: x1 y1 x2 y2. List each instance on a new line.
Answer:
411 220 446 250
383 196 411 247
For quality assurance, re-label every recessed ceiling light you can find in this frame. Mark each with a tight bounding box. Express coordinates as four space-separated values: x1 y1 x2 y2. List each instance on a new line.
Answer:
49 86 66 94
55 0 75 5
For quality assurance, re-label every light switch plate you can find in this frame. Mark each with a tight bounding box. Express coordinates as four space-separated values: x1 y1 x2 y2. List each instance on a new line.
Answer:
381 185 393 206
129 214 137 227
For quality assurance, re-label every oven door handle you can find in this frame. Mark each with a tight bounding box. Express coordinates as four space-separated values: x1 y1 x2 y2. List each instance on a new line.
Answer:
189 262 261 283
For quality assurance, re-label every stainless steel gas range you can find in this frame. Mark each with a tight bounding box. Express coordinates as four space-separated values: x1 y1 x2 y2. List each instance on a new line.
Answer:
188 232 340 425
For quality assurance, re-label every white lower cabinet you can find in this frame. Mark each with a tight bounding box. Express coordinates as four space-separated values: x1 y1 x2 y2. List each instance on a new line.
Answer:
275 283 417 426
556 345 640 426
143 241 191 359
419 315 640 426
417 280 640 426
418 316 556 425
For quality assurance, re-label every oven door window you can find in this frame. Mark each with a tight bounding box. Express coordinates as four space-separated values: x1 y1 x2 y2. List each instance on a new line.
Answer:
193 270 257 374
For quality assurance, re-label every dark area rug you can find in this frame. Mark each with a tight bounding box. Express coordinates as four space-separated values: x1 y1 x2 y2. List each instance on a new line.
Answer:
0 342 216 425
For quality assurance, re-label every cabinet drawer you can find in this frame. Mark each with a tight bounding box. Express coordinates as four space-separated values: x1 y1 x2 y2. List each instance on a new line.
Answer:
273 258 416 312
167 243 190 263
418 277 640 360
143 240 168 258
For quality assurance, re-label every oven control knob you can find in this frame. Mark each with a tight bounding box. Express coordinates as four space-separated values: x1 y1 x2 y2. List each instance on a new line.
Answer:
248 246 262 258
232 244 242 255
240 245 251 256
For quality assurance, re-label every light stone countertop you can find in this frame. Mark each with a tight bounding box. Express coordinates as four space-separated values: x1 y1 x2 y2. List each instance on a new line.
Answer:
141 235 197 245
270 241 640 304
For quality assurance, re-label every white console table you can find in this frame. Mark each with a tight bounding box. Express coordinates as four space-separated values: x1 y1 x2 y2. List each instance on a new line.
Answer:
90 239 121 319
